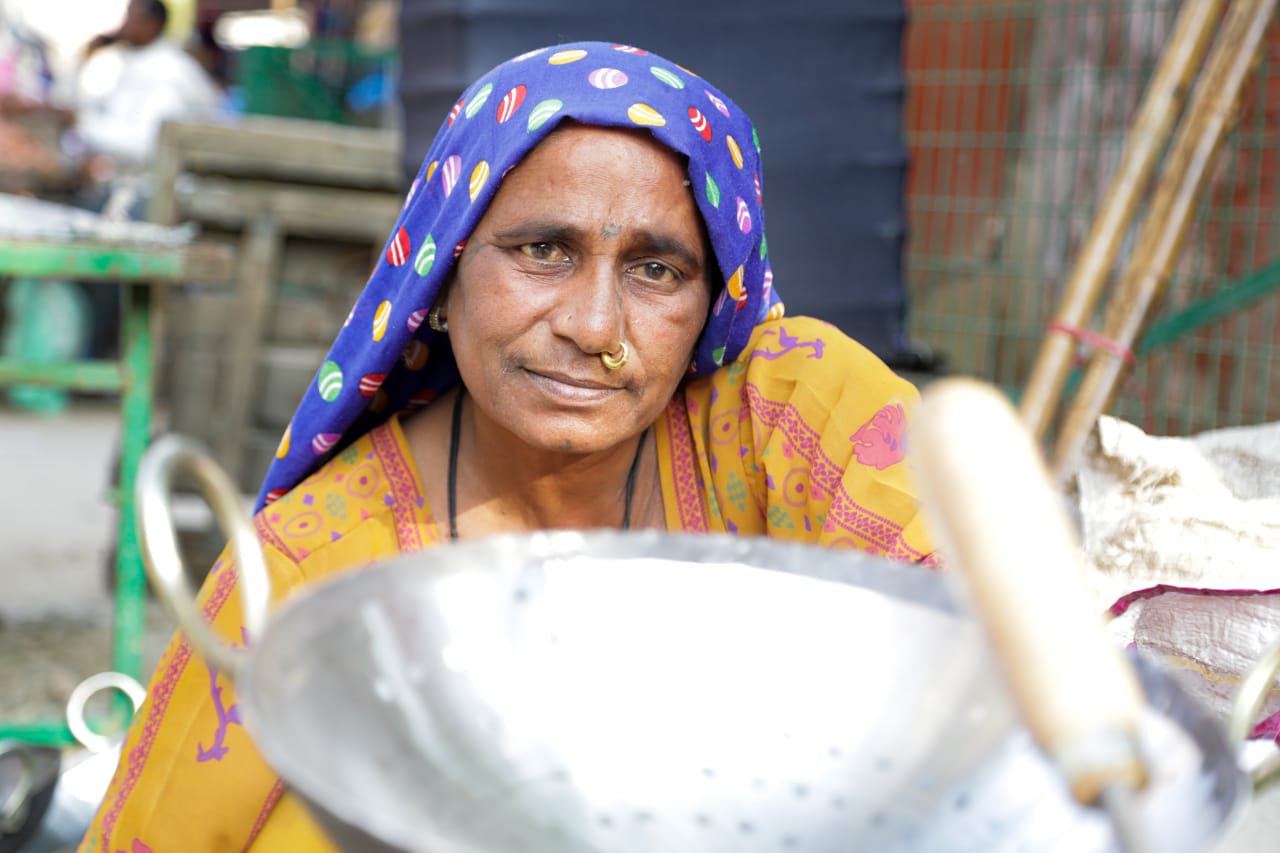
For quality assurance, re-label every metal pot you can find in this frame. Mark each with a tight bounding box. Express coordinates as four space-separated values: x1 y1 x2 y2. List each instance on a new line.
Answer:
136 434 1280 853
0 672 144 853
0 742 59 853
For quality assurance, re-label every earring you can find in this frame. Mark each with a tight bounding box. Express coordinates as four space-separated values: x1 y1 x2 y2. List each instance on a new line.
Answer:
601 341 629 370
428 303 449 333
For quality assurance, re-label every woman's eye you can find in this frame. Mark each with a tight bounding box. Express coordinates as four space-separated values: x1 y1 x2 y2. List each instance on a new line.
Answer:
637 262 677 283
519 242 564 261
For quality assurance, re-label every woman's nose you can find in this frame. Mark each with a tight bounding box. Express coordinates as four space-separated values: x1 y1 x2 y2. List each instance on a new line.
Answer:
552 259 625 353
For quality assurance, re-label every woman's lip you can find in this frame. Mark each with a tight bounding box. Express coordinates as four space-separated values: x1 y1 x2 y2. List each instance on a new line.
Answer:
525 369 621 399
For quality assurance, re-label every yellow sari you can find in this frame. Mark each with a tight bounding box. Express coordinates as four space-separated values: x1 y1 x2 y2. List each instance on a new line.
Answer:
81 316 933 853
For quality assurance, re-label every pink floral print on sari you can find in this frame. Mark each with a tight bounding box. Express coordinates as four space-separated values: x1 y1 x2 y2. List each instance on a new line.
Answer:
851 403 907 470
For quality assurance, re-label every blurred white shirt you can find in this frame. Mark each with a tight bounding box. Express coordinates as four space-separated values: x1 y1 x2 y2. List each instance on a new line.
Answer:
75 37 220 165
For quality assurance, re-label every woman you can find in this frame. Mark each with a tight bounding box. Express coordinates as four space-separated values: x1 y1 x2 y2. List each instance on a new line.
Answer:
82 41 935 852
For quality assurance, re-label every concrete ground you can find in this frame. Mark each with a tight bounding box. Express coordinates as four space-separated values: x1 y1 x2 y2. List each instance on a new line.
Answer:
0 400 173 723
3 401 116 618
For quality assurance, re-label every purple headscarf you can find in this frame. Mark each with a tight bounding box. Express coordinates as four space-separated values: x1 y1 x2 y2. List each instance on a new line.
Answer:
258 41 783 508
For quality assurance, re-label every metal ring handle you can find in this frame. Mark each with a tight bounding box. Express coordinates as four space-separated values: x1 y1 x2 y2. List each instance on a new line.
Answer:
136 435 271 679
66 671 146 753
1228 633 1280 787
0 743 34 835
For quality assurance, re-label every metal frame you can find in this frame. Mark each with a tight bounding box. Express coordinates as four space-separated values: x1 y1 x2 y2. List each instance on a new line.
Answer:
0 236 234 746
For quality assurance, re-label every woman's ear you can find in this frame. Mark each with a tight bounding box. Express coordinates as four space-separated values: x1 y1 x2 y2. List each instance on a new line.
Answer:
429 277 454 333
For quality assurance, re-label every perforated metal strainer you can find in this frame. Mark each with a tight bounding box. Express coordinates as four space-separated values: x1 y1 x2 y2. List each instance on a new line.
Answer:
136 435 1272 853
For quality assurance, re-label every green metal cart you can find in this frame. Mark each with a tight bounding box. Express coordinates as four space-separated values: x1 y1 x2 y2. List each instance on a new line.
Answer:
0 194 235 746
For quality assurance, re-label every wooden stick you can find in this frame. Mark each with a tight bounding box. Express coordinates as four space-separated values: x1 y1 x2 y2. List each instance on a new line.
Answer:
915 379 1147 805
1020 0 1225 440
1051 0 1279 478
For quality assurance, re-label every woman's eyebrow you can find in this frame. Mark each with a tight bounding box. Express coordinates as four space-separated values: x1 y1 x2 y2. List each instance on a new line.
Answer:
632 230 702 272
492 222 583 243
493 223 703 270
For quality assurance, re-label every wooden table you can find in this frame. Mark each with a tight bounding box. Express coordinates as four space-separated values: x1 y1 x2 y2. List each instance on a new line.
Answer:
0 194 235 746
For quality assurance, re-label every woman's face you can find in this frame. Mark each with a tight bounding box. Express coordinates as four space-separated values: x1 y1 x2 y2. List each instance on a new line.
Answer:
446 124 713 455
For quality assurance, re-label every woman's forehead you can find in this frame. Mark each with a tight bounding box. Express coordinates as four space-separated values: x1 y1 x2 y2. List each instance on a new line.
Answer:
507 123 687 185
481 125 706 246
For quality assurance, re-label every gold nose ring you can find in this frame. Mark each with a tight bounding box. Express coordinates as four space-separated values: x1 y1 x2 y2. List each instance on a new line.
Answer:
601 342 629 370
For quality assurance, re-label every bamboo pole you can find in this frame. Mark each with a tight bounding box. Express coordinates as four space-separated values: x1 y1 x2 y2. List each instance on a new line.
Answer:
1019 0 1226 440
1050 0 1279 479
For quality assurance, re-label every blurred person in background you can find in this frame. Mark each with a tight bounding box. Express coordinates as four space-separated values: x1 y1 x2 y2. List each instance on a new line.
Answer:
0 1 54 113
67 0 222 360
71 0 221 214
0 2 64 183
0 2 83 412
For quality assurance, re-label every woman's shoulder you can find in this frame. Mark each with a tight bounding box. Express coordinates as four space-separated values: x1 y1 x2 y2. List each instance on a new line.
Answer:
696 315 921 477
252 417 429 575
670 315 932 561
742 313 889 362
722 315 918 409
680 314 922 480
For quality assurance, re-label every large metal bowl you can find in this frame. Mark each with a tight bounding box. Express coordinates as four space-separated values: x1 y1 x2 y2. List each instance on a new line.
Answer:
137 437 1253 853
247 531 1017 852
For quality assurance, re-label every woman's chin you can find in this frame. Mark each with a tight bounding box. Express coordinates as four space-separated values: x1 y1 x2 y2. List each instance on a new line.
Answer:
485 407 646 457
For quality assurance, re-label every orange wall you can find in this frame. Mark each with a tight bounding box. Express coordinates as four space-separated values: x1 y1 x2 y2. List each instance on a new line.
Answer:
904 3 1027 258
